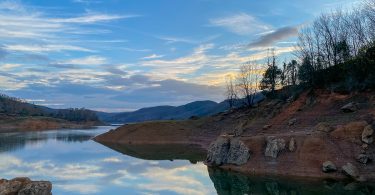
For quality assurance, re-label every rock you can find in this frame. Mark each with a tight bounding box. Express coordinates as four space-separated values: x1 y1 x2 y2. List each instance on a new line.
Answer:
288 138 296 152
18 181 52 195
206 136 250 166
322 161 337 173
288 118 297 126
206 136 230 166
0 177 51 195
356 154 371 164
263 124 272 130
362 125 374 144
314 122 334 133
227 138 251 165
265 136 286 158
341 102 358 113
342 163 360 180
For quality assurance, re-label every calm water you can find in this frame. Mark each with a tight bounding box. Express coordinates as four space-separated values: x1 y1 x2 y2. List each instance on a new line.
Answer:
0 126 374 195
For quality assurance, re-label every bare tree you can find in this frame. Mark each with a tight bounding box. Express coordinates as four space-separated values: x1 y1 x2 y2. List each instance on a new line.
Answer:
225 74 238 109
237 61 262 106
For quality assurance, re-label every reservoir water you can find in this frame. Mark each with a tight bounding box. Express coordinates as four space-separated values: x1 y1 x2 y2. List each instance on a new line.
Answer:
0 126 374 195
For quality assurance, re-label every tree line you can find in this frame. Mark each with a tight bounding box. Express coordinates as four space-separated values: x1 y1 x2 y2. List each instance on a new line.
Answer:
0 94 99 122
225 0 375 108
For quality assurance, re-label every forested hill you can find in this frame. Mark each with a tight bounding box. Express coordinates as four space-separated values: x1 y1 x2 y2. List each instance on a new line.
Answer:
0 94 100 122
97 93 265 123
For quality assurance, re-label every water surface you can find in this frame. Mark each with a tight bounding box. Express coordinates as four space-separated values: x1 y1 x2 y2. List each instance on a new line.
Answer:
0 126 374 195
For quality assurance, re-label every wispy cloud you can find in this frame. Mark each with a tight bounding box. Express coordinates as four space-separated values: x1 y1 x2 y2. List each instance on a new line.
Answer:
209 13 271 35
142 54 164 60
58 56 107 66
248 26 299 48
4 44 94 53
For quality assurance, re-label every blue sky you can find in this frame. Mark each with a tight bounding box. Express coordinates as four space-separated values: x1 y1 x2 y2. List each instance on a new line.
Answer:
0 0 358 112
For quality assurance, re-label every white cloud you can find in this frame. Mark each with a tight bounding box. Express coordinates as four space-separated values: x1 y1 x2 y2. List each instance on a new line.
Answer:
51 14 137 24
55 184 100 194
142 54 164 60
209 13 272 35
59 56 107 66
4 44 94 53
0 63 21 70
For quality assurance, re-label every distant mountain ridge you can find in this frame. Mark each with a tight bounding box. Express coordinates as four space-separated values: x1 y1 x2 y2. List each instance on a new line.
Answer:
97 93 265 123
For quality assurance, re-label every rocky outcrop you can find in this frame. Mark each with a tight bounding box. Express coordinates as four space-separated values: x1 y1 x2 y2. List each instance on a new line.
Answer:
264 136 285 158
314 122 334 133
288 138 296 152
322 161 337 173
362 125 374 144
342 163 361 180
341 102 358 113
0 177 51 195
206 136 250 166
356 154 371 164
288 118 297 126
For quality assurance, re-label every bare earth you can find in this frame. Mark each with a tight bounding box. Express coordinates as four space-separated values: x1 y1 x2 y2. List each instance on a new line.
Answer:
95 90 375 181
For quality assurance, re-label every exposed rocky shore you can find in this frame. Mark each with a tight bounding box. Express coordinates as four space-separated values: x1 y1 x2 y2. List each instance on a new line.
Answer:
0 177 52 195
0 116 100 133
95 90 375 181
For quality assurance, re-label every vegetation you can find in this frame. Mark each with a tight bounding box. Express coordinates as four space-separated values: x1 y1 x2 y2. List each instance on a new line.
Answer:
0 94 99 122
225 0 375 105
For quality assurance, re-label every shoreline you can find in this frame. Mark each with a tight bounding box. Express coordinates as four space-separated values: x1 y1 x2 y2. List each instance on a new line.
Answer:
94 90 375 182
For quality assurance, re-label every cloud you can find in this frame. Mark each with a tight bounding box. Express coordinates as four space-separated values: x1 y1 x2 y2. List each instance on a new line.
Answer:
4 44 94 53
58 56 107 66
157 36 197 44
50 14 138 24
209 13 271 35
0 63 21 71
248 26 299 48
142 54 164 60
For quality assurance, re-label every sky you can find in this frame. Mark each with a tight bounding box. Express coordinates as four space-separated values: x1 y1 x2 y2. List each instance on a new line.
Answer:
0 0 359 112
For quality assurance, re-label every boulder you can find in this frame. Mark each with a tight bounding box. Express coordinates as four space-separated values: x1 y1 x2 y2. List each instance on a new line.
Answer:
314 122 334 133
288 118 297 126
263 124 272 130
341 102 358 113
362 125 374 144
356 154 371 164
265 136 286 158
227 138 251 165
342 163 360 180
206 136 230 166
206 136 250 166
288 138 296 152
322 161 337 173
18 181 52 195
0 177 51 195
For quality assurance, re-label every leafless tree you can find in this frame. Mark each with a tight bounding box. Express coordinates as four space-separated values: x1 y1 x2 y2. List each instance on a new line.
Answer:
236 61 262 106
225 74 238 109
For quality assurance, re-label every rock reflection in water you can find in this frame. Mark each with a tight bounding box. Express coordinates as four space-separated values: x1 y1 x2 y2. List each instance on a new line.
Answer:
96 142 207 162
208 168 375 195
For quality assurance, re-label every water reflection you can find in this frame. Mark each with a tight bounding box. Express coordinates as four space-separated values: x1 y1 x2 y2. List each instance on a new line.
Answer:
208 168 375 195
0 127 374 195
98 142 206 162
0 129 97 153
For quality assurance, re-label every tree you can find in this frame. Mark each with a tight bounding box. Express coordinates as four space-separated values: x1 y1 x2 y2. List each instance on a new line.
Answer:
236 61 261 106
225 75 238 109
260 50 282 93
287 60 298 86
298 56 314 85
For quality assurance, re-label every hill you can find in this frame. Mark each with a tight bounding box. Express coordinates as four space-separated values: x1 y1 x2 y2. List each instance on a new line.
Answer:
0 94 101 132
97 94 264 123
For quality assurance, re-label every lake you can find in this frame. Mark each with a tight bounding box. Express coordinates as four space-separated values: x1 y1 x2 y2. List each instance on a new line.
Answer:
0 126 374 195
